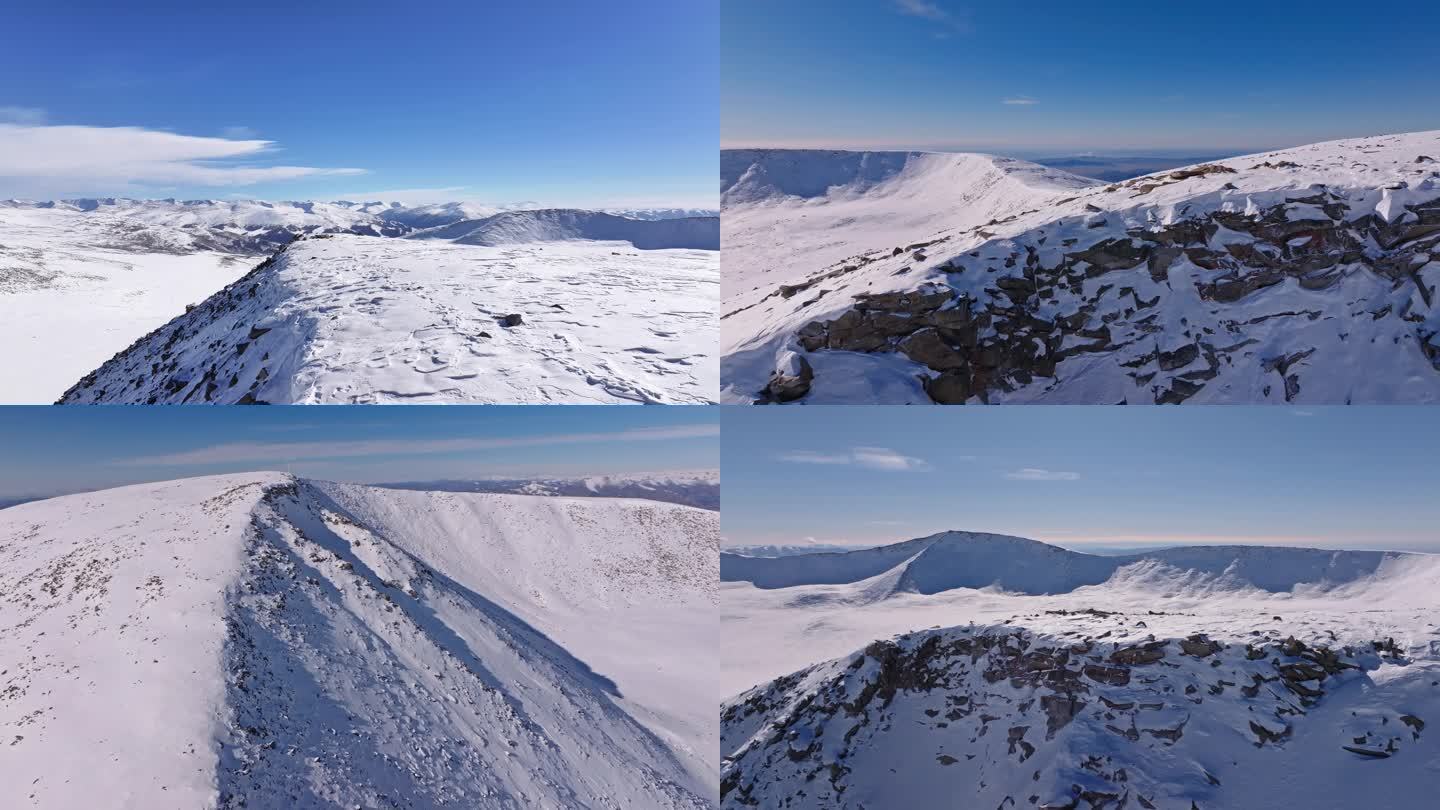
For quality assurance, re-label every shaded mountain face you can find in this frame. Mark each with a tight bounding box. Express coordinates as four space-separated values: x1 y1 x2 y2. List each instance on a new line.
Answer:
721 132 1440 404
379 471 720 510
0 473 718 809
720 531 1403 595
411 208 720 250
56 232 718 405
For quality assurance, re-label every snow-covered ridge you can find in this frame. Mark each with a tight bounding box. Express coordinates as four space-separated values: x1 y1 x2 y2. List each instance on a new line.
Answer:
721 530 1412 595
411 208 719 250
722 621 1438 809
0 473 719 808
57 232 718 404
721 131 1440 404
721 529 1440 807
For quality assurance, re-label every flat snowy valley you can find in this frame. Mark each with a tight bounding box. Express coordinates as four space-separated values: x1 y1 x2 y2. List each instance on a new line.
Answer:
720 532 1440 809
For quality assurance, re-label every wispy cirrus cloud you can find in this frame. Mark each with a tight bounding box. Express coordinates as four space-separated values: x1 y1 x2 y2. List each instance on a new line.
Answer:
778 446 932 472
0 121 365 196
111 424 719 466
1002 97 1039 106
1004 468 1080 481
891 0 973 33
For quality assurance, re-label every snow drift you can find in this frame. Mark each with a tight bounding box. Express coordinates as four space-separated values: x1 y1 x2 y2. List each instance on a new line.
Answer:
0 473 719 809
721 132 1440 404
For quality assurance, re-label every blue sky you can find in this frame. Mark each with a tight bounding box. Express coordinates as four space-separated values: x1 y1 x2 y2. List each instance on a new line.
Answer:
0 406 718 499
722 407 1440 552
0 1 717 206
723 0 1440 154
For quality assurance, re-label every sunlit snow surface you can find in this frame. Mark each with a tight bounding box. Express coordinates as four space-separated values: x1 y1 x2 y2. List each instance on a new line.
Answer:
721 131 1440 403
0 474 718 808
720 533 1440 809
58 235 718 404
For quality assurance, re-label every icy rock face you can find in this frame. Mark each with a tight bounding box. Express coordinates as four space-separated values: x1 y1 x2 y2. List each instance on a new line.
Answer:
721 132 1440 404
0 474 719 809
721 624 1429 810
56 232 719 405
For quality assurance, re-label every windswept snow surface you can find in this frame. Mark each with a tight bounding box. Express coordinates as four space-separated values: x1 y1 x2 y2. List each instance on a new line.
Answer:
720 531 1440 809
59 234 718 404
0 473 719 809
722 132 1440 404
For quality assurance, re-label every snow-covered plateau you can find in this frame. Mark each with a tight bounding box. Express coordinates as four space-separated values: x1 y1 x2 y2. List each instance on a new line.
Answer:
721 131 1440 404
720 531 1440 809
0 473 719 808
0 199 718 404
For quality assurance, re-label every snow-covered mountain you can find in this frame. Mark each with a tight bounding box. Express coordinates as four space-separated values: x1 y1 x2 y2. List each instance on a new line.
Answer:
0 473 719 809
720 531 1440 809
56 231 717 404
410 209 720 250
721 131 1440 404
2 200 719 403
381 470 720 510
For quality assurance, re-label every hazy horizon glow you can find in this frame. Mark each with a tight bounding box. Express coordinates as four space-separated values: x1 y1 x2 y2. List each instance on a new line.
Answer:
0 407 718 500
721 408 1440 552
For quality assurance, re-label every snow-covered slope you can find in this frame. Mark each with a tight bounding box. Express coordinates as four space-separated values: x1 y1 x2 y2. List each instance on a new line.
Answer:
412 209 720 250
3 200 719 403
721 132 1440 403
720 531 1440 808
0 473 719 809
381 470 721 510
58 233 718 404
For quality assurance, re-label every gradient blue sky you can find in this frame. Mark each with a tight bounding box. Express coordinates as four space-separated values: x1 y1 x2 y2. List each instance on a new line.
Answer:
723 0 1440 154
722 407 1440 552
0 407 718 500
0 1 716 206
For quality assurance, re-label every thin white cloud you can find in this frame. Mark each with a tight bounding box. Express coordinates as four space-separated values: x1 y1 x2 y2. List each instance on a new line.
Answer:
891 0 972 32
111 424 719 466
0 106 46 125
777 446 931 472
0 123 365 195
1004 468 1080 481
1002 97 1039 106
221 125 259 139
893 0 947 20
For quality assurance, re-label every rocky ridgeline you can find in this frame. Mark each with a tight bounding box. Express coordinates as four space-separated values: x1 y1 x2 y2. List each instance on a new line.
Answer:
760 181 1440 404
57 238 315 404
721 621 1424 809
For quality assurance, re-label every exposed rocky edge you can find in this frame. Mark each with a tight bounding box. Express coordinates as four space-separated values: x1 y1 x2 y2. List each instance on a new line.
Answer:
723 132 1440 404
721 622 1427 809
56 239 305 404
409 208 721 250
778 188 1440 404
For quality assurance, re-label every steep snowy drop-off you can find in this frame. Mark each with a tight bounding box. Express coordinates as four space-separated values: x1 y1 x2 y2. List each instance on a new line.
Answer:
721 132 1440 404
720 531 1440 809
0 473 718 809
58 233 718 404
411 209 720 250
380 469 721 510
